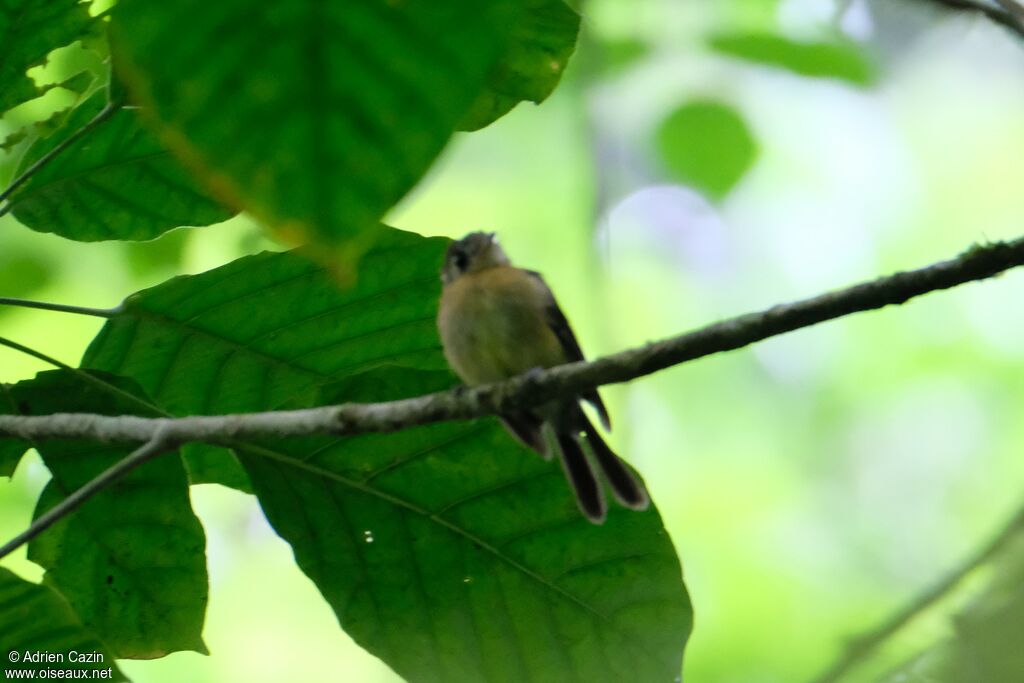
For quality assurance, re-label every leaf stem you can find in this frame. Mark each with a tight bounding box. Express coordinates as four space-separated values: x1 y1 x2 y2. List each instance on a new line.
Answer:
0 436 173 560
0 336 75 370
0 336 169 418
0 101 119 212
0 297 121 318
808 499 1024 683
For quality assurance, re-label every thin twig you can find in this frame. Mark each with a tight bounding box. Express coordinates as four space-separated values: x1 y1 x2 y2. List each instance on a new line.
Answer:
994 0 1024 25
0 436 173 560
0 297 121 318
0 336 173 419
0 101 119 211
0 336 76 370
0 236 1023 444
922 0 1024 40
808 499 1024 683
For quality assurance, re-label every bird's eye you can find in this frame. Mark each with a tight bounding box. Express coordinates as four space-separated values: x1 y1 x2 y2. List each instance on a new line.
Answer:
453 251 468 271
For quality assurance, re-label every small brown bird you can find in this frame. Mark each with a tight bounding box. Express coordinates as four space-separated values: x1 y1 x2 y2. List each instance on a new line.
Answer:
436 231 649 523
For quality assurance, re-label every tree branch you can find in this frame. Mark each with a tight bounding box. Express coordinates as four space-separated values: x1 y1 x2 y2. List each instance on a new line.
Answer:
994 0 1024 26
919 0 1024 39
0 436 173 560
1 236 1023 445
0 297 121 318
808 498 1024 683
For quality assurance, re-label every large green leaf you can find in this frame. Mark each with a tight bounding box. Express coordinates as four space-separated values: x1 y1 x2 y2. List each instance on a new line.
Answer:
710 32 877 86
83 227 692 680
0 0 96 116
459 0 580 131
656 99 757 200
0 567 126 681
7 370 209 659
82 228 450 415
83 228 446 487
110 0 523 249
7 90 234 242
242 366 690 682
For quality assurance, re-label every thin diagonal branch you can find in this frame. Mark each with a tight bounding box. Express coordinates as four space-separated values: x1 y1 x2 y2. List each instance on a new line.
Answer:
808 498 1024 683
0 101 119 215
0 336 76 370
0 235 1022 446
0 297 122 318
995 0 1024 25
0 436 173 560
921 0 1024 39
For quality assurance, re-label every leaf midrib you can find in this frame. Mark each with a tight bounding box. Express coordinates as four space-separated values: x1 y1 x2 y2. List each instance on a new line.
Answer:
233 437 677 671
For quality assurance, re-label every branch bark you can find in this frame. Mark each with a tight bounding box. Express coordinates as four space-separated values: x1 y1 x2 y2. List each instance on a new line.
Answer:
920 0 1024 39
2 235 1024 445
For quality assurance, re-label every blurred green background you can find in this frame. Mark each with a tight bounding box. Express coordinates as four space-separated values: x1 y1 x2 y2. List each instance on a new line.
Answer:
3 0 1024 681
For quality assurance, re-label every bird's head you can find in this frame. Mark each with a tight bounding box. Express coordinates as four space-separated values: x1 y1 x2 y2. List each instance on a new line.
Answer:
440 231 510 284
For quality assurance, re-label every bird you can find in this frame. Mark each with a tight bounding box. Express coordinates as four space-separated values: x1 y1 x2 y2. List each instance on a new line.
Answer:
436 231 649 523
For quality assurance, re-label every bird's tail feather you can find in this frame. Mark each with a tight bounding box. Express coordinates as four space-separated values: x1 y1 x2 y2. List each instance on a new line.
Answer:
555 431 607 524
581 415 650 511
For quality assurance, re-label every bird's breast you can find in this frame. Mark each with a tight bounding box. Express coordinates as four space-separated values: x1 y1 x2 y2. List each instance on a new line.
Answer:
438 268 564 386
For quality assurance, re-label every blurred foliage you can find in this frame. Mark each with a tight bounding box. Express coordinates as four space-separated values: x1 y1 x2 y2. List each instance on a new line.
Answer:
459 0 581 131
109 0 541 252
656 99 758 200
880 532 1024 683
709 32 877 86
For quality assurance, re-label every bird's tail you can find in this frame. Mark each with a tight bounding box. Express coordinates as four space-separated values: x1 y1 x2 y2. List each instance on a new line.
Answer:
554 430 607 524
580 414 650 511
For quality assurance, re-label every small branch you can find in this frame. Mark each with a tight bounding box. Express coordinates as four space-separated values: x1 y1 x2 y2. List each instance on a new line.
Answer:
0 436 173 560
0 236 1023 444
994 0 1024 26
920 0 1024 40
808 498 1024 683
0 336 76 370
0 297 121 318
0 101 119 211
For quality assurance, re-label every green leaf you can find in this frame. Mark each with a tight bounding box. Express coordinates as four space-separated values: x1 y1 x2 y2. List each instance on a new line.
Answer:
0 567 127 681
83 228 446 488
656 99 757 200
0 384 29 478
110 0 523 249
710 32 877 86
7 90 234 242
244 366 691 682
0 0 96 116
0 437 27 478
459 0 580 131
82 227 692 680
8 370 209 659
600 38 649 74
82 228 451 414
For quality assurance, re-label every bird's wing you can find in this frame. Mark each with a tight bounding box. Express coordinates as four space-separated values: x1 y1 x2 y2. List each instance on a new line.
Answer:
525 269 612 430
